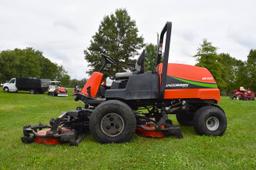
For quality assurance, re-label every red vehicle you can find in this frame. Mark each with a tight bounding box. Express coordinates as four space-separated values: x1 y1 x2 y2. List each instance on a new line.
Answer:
48 81 68 97
232 87 255 100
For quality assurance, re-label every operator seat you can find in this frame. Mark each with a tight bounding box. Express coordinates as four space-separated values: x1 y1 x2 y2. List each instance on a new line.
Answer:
115 50 145 79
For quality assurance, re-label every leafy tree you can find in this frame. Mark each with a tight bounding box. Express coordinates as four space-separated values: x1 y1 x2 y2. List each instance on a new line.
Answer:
144 44 157 71
60 74 71 87
234 61 247 90
84 9 144 77
246 49 256 91
218 53 244 94
39 57 60 80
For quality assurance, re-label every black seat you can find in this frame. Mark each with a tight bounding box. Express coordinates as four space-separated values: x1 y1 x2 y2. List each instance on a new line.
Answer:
115 50 146 79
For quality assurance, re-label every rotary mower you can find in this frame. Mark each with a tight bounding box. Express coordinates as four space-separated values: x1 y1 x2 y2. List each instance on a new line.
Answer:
21 22 227 145
231 87 255 100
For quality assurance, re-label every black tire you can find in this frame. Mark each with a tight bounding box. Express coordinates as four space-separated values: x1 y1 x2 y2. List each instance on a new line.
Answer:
89 100 136 143
193 105 227 136
176 111 194 126
3 87 9 92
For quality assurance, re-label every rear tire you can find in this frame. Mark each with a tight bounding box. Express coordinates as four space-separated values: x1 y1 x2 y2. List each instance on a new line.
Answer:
89 100 136 143
193 105 227 136
176 111 194 126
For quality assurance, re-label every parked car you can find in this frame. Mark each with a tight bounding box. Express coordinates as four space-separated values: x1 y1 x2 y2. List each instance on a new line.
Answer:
2 78 50 94
48 81 68 96
231 87 255 100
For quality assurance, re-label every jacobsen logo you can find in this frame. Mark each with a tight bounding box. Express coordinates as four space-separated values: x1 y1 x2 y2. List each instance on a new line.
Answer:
166 84 189 88
202 77 213 80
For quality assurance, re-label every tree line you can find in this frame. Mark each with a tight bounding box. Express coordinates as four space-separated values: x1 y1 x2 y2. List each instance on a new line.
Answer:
0 48 84 87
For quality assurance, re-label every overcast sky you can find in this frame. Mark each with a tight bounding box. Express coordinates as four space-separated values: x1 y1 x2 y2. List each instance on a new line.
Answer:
0 0 255 79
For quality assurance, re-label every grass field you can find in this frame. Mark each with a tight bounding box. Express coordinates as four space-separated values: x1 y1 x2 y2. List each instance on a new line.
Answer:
0 89 255 170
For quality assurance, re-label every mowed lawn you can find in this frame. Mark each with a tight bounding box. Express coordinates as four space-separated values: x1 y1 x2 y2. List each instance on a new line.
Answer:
0 89 255 170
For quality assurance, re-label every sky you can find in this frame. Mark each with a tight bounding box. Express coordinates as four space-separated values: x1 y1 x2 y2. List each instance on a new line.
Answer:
0 0 255 79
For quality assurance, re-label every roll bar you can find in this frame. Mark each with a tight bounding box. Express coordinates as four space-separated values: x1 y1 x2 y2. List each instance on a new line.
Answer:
156 22 172 99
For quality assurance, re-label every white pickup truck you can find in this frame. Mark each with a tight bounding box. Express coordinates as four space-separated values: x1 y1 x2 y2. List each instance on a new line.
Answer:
2 78 17 92
2 78 50 94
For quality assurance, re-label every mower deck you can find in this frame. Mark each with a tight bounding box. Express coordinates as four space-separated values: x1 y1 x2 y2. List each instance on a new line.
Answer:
21 108 183 146
22 125 83 145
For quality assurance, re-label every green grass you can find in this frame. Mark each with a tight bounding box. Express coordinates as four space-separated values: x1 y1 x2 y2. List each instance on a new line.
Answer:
0 89 255 170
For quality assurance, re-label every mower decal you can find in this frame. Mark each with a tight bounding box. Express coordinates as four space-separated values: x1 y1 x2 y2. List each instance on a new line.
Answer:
165 76 217 89
166 83 189 88
174 77 218 88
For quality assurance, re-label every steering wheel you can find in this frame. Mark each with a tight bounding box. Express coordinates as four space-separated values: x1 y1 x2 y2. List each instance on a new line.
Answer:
101 53 116 65
99 53 116 72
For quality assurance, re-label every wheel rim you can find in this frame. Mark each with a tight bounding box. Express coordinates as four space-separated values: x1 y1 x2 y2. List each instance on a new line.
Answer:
206 116 220 131
100 112 125 137
4 88 8 91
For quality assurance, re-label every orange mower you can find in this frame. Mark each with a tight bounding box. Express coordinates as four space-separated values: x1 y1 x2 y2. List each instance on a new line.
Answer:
22 22 227 145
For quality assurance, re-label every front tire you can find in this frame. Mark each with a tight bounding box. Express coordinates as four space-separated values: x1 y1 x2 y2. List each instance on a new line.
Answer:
193 105 227 136
89 100 136 143
3 87 9 92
